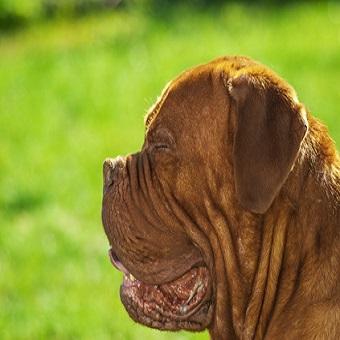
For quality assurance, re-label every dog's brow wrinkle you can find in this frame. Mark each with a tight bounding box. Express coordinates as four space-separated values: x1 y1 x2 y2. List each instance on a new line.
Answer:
145 99 161 128
144 81 171 130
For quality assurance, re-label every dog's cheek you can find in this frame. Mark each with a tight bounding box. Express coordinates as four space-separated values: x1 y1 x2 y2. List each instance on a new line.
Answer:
152 151 180 185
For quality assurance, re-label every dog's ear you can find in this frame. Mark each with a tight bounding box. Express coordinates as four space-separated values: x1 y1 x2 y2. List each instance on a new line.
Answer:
227 69 308 214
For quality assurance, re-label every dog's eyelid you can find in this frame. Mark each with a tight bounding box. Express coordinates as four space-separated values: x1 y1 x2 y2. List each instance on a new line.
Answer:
154 143 170 150
153 140 175 152
149 128 176 148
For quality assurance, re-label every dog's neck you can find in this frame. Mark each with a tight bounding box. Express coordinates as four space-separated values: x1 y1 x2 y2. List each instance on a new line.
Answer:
285 115 340 216
210 116 340 339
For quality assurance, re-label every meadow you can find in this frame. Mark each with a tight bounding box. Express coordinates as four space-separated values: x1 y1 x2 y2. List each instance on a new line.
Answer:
0 2 339 339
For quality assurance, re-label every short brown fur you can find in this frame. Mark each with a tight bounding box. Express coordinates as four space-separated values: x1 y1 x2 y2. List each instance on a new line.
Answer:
102 56 340 339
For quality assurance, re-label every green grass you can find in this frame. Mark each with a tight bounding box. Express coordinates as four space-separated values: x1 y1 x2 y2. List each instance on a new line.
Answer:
0 2 340 339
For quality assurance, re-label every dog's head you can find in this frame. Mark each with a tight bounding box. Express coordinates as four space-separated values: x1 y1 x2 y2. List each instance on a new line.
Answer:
102 56 308 331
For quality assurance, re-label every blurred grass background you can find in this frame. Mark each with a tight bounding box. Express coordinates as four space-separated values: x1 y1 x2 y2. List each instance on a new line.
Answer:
0 0 339 339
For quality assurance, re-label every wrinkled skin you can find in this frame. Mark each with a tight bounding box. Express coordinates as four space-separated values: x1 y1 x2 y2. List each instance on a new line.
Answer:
102 56 340 339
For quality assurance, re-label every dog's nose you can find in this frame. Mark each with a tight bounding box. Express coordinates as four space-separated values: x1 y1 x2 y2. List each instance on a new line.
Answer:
103 156 124 190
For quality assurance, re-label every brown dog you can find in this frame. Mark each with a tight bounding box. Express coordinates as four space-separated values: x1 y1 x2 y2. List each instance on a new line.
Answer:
102 56 340 339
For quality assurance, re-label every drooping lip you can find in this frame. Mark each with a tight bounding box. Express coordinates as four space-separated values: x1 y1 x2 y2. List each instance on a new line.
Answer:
108 248 129 275
109 248 139 285
107 247 213 330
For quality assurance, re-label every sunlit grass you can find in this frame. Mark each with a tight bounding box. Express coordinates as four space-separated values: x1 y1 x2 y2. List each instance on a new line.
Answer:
0 3 339 339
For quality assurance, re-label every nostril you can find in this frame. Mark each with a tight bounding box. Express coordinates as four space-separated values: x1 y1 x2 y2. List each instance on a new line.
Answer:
103 156 125 190
103 159 114 188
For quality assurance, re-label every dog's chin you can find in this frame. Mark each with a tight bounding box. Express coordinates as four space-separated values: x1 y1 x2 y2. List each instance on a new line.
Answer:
109 248 213 331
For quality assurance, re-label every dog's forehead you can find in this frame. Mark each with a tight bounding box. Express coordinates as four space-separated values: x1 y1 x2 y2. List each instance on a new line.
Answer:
144 56 298 131
144 81 172 129
144 63 220 130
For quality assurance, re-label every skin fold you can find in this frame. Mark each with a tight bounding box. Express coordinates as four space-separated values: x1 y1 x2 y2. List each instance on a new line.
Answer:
102 56 340 339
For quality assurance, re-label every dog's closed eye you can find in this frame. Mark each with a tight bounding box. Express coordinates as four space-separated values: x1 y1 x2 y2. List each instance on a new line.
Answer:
154 143 170 150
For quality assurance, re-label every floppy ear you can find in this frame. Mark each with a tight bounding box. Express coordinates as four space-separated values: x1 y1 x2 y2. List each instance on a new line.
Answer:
228 71 308 214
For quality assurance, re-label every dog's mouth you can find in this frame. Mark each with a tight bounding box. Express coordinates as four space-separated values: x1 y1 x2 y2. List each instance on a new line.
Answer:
108 247 213 331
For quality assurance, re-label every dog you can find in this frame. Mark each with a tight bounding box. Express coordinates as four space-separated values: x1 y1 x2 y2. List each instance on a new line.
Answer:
102 56 340 339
